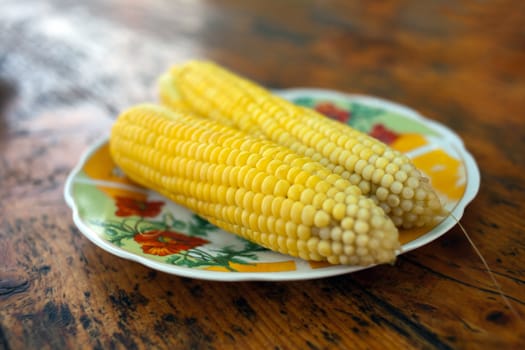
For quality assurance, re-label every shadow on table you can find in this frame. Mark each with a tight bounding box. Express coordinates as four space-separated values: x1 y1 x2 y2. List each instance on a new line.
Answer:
0 77 17 138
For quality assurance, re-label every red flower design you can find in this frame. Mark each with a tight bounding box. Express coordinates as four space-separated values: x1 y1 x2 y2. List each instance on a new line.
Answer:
369 124 399 144
114 196 164 217
134 230 209 256
315 102 351 123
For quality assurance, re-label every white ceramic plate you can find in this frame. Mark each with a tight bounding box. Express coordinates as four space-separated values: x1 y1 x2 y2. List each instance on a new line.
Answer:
64 89 480 281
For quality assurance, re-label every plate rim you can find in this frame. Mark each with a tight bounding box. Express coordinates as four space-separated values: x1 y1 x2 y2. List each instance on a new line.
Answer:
64 89 481 281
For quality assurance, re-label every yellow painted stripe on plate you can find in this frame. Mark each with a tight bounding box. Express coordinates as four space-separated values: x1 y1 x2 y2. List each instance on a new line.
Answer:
205 260 297 273
390 134 428 153
412 149 466 201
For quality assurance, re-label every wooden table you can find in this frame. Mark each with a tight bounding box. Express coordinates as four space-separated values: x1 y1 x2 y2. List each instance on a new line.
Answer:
1 1 524 348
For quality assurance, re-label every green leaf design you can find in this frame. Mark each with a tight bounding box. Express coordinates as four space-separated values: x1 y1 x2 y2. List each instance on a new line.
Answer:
91 219 137 246
162 212 187 230
166 238 267 271
292 97 316 108
238 237 268 253
188 214 217 237
347 102 385 132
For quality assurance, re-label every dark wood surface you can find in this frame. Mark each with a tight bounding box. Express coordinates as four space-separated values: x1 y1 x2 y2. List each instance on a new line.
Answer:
1 0 524 349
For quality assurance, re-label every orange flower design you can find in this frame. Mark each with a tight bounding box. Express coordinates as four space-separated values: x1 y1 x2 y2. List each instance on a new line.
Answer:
315 102 350 123
114 196 164 217
369 123 399 144
134 230 209 256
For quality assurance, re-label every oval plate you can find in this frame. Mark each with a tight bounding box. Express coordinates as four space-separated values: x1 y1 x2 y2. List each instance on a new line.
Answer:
64 89 480 281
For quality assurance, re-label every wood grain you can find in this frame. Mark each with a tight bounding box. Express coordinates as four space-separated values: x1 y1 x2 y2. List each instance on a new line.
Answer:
1 0 524 349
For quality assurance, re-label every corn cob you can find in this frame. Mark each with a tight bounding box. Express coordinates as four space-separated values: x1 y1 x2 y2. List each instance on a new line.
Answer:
161 61 444 229
110 104 399 265
158 73 192 112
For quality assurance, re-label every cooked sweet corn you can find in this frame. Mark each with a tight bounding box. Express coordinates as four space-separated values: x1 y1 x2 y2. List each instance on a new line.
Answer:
161 60 444 229
158 73 192 113
110 104 399 265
